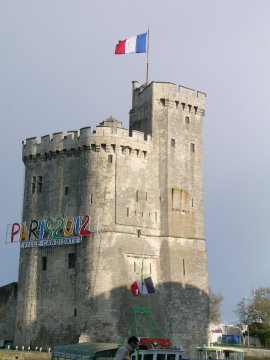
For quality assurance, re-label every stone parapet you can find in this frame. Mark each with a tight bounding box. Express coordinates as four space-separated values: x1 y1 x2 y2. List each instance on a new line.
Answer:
22 126 151 161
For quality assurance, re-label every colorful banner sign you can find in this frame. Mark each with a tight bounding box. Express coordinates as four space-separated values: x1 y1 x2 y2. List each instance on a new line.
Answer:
20 236 81 248
6 215 92 243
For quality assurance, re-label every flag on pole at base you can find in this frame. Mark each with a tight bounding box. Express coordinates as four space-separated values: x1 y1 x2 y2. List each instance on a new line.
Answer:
115 33 147 54
130 277 155 296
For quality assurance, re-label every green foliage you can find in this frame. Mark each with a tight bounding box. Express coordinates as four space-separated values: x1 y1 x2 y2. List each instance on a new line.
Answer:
236 287 270 347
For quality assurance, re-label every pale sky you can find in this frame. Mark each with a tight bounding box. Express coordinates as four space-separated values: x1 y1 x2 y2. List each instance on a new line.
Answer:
1 0 270 323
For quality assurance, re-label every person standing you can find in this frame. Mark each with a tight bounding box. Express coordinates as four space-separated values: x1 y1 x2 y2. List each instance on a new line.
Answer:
114 336 139 360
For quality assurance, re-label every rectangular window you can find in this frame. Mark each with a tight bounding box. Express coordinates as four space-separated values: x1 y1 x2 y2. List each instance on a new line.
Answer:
172 188 181 210
42 257 47 271
156 355 165 360
31 182 36 194
145 192 148 201
150 263 152 274
37 176 43 193
134 262 136 272
171 138 175 147
65 186 69 195
108 154 113 163
90 194 93 205
192 198 194 207
137 229 141 238
136 190 139 202
191 143 195 152
68 253 76 268
185 116 190 124
74 308 77 317
183 259 186 276
144 355 154 360
127 207 130 217
31 176 36 194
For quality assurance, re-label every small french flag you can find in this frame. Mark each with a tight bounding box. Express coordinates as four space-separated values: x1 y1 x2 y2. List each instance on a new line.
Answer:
115 32 147 55
130 277 155 296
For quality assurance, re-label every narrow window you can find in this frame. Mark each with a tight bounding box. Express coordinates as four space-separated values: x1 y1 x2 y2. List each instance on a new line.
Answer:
149 213 151 218
183 259 186 276
42 257 47 271
171 138 175 147
190 143 195 152
175 101 179 108
146 192 148 201
68 253 76 268
134 210 137 216
37 176 43 193
188 104 192 112
181 102 185 110
90 194 93 205
134 262 136 272
192 198 194 207
155 212 158 221
108 154 113 163
136 190 139 202
31 176 36 194
127 207 130 217
150 263 152 274
137 229 141 238
31 182 36 194
65 186 69 195
141 212 144 218
194 106 198 114
74 308 77 317
185 116 190 124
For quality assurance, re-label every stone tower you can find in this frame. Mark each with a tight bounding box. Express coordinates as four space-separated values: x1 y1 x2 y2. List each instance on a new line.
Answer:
14 81 209 357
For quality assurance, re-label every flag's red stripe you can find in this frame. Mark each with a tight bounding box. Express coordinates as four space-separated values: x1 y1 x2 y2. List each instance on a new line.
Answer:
115 40 126 54
130 281 140 296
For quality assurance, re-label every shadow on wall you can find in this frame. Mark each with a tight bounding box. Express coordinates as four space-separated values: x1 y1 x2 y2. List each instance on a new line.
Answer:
0 282 18 341
16 282 209 357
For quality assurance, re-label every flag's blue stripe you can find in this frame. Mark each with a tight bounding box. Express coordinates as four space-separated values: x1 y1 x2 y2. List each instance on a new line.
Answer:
144 277 155 293
136 33 147 53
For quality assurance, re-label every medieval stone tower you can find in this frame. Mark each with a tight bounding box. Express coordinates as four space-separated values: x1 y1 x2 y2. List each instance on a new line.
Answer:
14 81 209 357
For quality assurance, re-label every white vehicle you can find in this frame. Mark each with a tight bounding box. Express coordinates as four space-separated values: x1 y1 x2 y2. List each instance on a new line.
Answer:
196 346 245 360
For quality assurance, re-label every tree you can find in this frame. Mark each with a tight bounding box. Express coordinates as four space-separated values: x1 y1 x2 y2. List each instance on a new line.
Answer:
235 287 270 347
210 289 224 324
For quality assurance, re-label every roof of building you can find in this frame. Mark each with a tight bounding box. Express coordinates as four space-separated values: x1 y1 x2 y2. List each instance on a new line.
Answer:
52 342 118 360
99 116 122 128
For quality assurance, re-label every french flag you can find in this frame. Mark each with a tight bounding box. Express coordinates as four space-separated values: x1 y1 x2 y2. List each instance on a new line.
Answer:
115 33 147 55
130 277 155 296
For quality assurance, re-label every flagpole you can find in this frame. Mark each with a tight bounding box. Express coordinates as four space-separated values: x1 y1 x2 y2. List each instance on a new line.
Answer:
146 26 150 85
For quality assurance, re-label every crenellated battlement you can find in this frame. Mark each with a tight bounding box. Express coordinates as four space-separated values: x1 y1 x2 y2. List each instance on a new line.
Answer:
132 81 206 111
22 117 151 162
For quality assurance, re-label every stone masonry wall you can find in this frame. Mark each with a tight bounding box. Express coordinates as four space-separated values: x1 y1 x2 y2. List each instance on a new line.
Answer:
13 81 209 359
0 282 18 342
